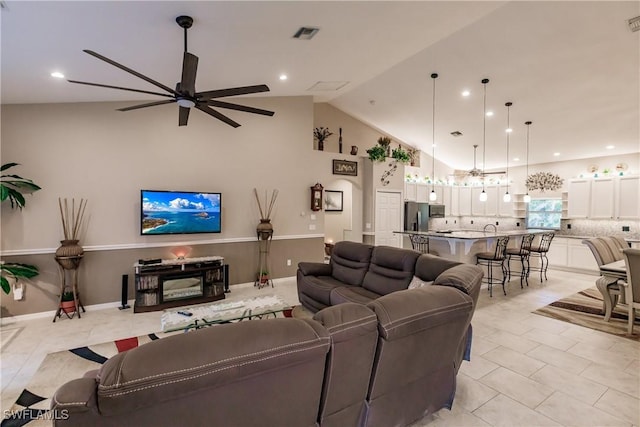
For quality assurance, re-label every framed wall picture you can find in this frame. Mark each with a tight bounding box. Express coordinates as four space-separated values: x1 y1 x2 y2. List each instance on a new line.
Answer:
325 190 343 212
332 159 357 176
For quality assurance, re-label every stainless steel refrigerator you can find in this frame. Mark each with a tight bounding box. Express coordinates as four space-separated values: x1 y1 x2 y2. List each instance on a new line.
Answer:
404 202 429 232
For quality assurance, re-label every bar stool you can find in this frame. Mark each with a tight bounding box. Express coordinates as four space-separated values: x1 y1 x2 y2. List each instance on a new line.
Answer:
409 234 430 254
476 236 510 297
528 232 555 282
506 233 535 288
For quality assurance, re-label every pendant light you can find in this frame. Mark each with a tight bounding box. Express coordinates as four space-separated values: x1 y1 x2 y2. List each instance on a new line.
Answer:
503 102 513 203
523 120 532 203
429 73 438 202
479 78 489 202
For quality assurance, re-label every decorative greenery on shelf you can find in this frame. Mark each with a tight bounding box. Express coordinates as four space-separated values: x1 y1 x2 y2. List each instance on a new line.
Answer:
1 163 42 209
1 162 41 294
525 172 564 192
391 147 411 164
366 145 387 162
377 136 391 148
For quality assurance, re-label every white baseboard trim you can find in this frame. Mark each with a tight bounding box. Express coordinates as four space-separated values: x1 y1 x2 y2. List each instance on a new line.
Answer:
0 276 296 325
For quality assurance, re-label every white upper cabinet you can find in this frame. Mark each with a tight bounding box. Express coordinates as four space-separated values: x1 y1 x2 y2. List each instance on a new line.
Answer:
567 176 638 219
567 179 591 218
449 186 460 216
589 178 615 219
616 175 640 219
404 182 417 201
458 187 472 216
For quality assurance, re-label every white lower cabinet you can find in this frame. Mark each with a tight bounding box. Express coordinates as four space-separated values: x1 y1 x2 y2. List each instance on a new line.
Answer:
547 237 598 273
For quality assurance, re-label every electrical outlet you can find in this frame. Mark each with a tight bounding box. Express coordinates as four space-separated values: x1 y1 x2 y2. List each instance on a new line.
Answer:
516 222 520 227
454 220 457 224
495 221 499 226
567 223 572 229
470 220 474 225
445 220 448 224
287 259 292 266
310 214 316 221
366 223 371 229
309 224 316 230
623 226 630 232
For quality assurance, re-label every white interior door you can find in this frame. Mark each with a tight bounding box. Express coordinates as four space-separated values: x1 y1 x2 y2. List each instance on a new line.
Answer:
375 190 402 247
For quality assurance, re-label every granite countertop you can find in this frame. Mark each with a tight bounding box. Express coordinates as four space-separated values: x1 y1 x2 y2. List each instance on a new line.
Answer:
396 229 548 240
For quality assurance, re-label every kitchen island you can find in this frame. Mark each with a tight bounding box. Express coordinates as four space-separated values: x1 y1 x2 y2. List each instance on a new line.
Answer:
395 229 549 264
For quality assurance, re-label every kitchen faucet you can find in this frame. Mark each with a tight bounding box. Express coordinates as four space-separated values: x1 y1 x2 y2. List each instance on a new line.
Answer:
483 223 497 234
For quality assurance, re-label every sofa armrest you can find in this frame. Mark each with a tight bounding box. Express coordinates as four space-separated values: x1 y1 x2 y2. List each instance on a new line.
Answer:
298 262 332 277
433 264 483 306
51 377 99 424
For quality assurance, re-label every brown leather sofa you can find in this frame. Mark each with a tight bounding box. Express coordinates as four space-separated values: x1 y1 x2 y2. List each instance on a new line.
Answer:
51 243 482 427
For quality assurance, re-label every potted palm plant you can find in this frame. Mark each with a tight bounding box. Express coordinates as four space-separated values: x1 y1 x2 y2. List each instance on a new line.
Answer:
1 163 41 295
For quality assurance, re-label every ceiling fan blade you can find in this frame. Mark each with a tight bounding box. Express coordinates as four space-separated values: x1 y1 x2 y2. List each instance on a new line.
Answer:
181 52 198 97
207 100 274 116
195 84 270 100
483 171 507 175
67 80 174 98
83 50 179 96
117 99 176 112
195 105 241 128
179 106 190 126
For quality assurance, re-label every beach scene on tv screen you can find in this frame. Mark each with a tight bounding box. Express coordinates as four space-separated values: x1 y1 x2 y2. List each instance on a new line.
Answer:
142 191 221 234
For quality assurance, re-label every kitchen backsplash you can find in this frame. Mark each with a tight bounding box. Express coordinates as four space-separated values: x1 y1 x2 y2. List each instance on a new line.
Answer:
430 217 640 239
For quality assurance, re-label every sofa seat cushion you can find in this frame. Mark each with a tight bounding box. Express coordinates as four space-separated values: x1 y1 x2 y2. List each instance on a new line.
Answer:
330 286 381 306
362 246 420 296
300 275 350 306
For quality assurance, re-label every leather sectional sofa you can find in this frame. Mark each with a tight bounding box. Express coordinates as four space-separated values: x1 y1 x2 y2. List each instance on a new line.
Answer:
51 242 483 427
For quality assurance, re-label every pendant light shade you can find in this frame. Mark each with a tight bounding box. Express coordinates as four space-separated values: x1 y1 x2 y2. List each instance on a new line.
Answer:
503 102 512 203
479 78 489 202
430 73 438 202
524 120 532 203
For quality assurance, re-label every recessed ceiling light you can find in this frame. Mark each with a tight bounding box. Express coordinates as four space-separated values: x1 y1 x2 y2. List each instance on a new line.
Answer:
606 145 615 149
461 90 470 97
553 152 560 156
505 128 513 133
513 157 520 161
51 71 65 79
279 74 288 81
486 111 494 117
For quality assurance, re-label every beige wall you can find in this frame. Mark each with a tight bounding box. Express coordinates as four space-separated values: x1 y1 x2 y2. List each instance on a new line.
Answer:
0 96 339 317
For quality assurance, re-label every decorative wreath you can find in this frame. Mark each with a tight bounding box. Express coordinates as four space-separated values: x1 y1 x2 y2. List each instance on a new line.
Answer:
525 172 564 192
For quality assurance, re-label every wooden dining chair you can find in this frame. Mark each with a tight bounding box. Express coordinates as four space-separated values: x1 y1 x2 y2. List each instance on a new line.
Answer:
583 236 629 321
621 248 640 335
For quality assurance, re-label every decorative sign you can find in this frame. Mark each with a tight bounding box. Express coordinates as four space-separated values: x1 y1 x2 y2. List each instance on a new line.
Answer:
332 159 357 176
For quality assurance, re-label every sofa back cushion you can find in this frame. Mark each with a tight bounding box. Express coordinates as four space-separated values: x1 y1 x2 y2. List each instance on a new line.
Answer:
331 241 374 286
414 254 461 282
362 246 420 295
313 303 379 426
96 318 330 423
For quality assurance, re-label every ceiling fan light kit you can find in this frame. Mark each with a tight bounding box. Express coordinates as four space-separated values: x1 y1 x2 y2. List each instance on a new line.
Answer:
68 15 274 127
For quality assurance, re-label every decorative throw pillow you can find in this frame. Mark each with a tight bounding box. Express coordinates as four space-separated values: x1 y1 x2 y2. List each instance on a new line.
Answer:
408 276 433 289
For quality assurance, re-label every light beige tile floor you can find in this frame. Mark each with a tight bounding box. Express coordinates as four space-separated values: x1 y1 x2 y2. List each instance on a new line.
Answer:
1 270 639 426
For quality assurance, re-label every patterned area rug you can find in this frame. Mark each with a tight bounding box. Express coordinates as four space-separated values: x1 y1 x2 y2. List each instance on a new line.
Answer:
1 333 177 427
533 287 639 342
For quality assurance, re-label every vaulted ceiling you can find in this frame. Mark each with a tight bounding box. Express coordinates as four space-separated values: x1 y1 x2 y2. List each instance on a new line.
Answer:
2 1 638 171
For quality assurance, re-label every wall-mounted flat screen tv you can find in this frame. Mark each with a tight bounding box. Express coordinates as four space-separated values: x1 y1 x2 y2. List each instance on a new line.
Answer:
141 190 221 235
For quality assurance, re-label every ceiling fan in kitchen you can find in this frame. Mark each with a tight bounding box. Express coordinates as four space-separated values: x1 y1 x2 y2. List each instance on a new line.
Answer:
453 144 506 178
67 15 274 127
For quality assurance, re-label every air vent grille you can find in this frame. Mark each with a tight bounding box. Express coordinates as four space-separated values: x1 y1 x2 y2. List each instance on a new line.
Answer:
629 16 640 32
293 27 319 40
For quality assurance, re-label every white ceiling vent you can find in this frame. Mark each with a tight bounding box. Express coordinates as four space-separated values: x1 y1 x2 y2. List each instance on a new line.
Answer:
293 27 319 40
307 81 349 91
629 16 640 32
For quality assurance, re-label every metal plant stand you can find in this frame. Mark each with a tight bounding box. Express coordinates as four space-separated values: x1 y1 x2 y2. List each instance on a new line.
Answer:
255 227 273 289
53 254 86 322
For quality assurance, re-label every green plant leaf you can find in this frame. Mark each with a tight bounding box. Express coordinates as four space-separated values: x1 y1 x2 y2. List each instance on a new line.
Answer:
0 185 8 202
1 277 10 294
0 162 19 172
